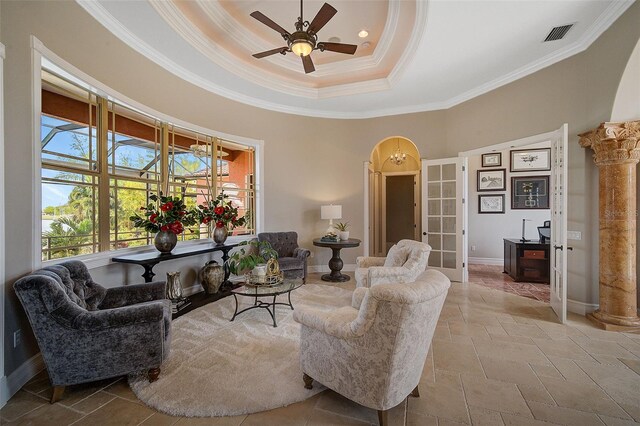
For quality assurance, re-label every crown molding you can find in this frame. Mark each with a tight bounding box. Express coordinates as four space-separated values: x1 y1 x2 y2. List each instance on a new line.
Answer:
76 0 633 119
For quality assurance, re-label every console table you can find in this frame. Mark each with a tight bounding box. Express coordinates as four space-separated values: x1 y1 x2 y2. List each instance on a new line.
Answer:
503 239 550 283
112 242 238 284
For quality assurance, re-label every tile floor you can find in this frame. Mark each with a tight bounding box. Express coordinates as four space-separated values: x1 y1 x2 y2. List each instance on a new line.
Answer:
469 264 551 303
2 271 640 426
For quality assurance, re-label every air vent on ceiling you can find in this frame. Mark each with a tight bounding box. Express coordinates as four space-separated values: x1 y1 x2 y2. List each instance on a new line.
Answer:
544 24 574 42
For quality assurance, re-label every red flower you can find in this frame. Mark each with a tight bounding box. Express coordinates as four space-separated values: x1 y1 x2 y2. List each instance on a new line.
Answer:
149 213 158 223
214 206 225 216
160 225 169 232
216 221 224 228
202 216 211 224
160 202 174 212
179 211 186 216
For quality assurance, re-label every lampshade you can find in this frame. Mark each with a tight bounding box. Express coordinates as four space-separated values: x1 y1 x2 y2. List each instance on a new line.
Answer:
321 205 342 220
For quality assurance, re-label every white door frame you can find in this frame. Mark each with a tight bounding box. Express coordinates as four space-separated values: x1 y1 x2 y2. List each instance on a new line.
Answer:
0 43 8 408
457 127 566 307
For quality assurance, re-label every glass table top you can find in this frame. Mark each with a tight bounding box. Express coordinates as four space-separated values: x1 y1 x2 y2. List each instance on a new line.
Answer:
232 278 304 296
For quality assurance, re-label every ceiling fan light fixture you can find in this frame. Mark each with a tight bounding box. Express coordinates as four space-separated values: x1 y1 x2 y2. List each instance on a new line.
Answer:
291 39 313 57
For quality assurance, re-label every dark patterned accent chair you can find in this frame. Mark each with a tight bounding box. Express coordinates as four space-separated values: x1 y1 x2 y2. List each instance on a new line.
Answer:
13 260 171 403
258 231 311 282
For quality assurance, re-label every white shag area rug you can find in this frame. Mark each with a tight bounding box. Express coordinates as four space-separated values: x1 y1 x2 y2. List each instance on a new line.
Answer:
129 284 352 417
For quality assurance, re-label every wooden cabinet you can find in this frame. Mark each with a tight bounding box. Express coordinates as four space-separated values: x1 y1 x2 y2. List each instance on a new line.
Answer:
503 239 550 283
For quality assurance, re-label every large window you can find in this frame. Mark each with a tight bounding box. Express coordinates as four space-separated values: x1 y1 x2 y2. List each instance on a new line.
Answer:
41 70 257 260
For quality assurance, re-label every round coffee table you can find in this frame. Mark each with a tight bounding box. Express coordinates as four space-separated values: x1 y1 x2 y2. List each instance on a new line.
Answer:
312 238 361 282
230 278 303 327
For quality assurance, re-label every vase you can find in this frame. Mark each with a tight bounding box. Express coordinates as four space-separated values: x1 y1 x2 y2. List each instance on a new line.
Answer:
166 271 183 300
213 225 228 245
154 230 177 253
200 260 225 294
338 231 350 241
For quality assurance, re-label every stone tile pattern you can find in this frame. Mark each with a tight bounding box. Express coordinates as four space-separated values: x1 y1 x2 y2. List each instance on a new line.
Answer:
3 271 640 425
470 264 551 303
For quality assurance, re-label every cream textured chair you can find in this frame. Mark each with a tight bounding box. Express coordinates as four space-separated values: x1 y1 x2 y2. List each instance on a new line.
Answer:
355 239 431 288
294 269 450 426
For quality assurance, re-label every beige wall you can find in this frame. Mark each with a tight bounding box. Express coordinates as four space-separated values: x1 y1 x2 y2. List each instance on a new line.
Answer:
611 39 640 122
2 0 639 377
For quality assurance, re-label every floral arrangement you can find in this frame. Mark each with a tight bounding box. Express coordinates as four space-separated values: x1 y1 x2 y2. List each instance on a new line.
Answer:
130 193 196 235
196 191 246 230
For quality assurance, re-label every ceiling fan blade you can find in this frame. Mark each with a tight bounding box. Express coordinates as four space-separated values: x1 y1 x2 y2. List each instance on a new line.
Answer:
318 42 357 55
252 47 288 59
302 55 315 74
307 3 337 34
250 11 291 37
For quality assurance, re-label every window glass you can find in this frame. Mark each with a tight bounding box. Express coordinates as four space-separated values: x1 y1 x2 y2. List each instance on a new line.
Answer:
40 69 258 260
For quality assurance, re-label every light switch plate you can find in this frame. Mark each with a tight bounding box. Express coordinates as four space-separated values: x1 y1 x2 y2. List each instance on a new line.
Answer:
567 231 582 240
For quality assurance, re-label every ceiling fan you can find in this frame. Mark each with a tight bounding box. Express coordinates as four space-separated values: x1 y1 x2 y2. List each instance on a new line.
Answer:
250 0 358 74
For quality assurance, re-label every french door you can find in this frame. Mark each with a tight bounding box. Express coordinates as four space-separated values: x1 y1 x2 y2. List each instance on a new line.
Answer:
421 158 467 282
550 124 569 323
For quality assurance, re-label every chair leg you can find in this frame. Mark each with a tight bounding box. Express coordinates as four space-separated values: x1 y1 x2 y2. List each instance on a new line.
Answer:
148 367 161 382
50 386 65 404
377 409 388 426
411 384 420 397
303 373 313 389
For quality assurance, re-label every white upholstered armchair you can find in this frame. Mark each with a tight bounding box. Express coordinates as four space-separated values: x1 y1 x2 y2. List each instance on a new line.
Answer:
294 269 450 426
355 239 431 288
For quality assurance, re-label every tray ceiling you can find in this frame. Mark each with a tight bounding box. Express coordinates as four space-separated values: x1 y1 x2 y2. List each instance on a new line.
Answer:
77 0 633 118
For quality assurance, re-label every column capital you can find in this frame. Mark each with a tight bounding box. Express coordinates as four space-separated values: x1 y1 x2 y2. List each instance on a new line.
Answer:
579 120 640 166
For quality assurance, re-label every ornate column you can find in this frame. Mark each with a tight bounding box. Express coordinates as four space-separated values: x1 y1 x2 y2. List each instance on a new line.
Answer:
579 120 640 332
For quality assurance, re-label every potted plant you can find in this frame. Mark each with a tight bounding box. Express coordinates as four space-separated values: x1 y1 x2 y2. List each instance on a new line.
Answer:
334 222 350 241
130 193 197 253
227 240 278 278
195 191 246 245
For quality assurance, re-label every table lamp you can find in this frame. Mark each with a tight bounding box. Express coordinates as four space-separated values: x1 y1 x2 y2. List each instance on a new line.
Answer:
321 204 342 234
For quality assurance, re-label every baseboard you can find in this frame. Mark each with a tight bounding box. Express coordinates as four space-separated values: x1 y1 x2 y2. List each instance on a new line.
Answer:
0 375 8 409
567 299 598 315
468 257 503 266
2 353 44 404
308 264 356 273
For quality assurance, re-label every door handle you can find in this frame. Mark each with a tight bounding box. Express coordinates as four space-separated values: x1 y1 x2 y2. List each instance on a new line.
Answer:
554 245 563 251
567 246 573 251
423 232 427 236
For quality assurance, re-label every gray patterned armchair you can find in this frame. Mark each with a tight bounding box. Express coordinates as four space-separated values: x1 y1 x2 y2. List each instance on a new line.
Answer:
258 231 311 282
13 260 171 403
294 269 450 425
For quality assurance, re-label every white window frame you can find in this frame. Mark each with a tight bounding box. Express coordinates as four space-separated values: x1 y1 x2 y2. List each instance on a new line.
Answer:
31 36 264 270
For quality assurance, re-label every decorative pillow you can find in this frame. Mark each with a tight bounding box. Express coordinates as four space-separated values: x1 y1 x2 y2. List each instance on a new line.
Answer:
384 244 409 267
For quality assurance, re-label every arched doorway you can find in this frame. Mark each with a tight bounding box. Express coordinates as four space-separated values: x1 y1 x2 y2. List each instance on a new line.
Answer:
366 137 421 257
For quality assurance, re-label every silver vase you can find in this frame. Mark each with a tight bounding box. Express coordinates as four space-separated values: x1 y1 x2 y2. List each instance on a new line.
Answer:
154 230 177 253
166 271 183 300
213 225 228 245
200 260 225 294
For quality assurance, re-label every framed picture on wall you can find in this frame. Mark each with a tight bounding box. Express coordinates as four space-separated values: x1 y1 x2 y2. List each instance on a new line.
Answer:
481 153 502 167
511 176 549 209
478 194 505 214
510 148 551 172
477 169 506 191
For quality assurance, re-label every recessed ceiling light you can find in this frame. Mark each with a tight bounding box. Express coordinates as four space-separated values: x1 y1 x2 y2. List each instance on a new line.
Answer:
358 30 369 38
361 41 371 49
328 36 341 43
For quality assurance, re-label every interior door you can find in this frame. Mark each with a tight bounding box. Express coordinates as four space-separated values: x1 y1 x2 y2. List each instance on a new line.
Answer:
550 124 568 323
421 158 467 282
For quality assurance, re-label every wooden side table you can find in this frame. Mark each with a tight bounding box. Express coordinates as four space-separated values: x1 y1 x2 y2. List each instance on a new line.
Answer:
312 238 361 282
